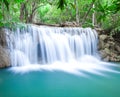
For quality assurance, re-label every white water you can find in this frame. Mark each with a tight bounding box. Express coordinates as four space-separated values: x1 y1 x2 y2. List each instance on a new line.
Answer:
7 25 120 76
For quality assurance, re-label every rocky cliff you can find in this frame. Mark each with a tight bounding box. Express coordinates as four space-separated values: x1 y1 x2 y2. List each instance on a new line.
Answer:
97 28 120 62
0 28 10 68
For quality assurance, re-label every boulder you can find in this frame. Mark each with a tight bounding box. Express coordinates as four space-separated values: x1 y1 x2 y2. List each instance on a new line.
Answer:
104 48 111 55
99 50 107 58
99 35 107 41
108 36 114 41
103 56 110 61
105 43 110 48
98 40 104 50
115 45 120 52
98 28 120 62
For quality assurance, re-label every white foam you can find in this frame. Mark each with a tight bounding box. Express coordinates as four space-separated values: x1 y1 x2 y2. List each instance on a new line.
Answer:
9 55 120 76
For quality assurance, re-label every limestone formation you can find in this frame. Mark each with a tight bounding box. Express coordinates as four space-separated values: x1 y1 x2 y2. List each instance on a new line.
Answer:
0 46 10 68
99 35 107 41
115 45 120 52
0 28 7 48
0 28 11 68
97 29 120 62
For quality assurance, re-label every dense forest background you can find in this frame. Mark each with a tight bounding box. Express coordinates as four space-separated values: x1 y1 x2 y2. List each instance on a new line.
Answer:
0 0 120 34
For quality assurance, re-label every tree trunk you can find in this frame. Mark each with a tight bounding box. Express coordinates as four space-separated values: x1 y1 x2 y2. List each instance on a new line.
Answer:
26 2 39 23
74 0 79 25
82 0 96 25
19 3 25 22
19 0 29 22
92 4 95 26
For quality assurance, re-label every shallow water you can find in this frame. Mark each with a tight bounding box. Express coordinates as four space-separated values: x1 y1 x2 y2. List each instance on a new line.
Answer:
0 64 120 97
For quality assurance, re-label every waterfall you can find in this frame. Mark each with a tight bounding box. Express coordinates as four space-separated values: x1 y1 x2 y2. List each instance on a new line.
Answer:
7 25 97 66
7 25 119 75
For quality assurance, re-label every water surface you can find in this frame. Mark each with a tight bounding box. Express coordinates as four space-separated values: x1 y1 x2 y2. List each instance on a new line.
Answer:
0 65 120 97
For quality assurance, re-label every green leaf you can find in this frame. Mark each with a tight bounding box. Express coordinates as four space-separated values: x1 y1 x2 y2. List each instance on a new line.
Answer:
3 0 9 11
57 0 67 10
69 2 75 9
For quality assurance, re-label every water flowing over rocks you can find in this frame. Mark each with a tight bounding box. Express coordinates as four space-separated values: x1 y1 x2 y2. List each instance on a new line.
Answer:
97 28 120 62
0 28 10 68
8 25 98 67
0 25 120 68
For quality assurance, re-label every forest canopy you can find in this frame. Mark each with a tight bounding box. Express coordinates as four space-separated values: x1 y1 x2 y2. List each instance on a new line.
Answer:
0 0 120 33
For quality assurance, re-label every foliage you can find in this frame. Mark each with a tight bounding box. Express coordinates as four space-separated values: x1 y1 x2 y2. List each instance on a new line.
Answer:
0 0 120 35
57 0 67 10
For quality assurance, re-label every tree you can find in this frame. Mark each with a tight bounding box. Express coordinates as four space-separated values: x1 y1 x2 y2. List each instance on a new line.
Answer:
74 0 79 24
0 0 120 32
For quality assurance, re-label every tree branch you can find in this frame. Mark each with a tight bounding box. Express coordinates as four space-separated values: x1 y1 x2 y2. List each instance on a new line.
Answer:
82 0 96 25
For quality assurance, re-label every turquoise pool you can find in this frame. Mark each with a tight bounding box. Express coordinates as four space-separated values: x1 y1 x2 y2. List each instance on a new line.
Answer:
0 65 120 97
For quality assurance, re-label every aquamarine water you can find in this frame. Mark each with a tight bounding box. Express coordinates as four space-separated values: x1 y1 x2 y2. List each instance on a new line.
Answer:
0 65 120 97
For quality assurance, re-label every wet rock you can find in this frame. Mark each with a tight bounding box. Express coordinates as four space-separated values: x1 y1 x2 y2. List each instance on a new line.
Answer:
0 46 10 68
60 21 80 27
108 36 114 41
115 45 120 52
0 28 7 48
98 40 104 50
99 35 107 41
105 43 110 48
117 56 120 59
103 56 110 61
99 50 107 58
104 48 111 55
108 41 115 46
98 29 120 62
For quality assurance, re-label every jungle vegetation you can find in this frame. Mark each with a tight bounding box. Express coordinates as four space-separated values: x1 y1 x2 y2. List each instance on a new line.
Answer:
0 0 120 34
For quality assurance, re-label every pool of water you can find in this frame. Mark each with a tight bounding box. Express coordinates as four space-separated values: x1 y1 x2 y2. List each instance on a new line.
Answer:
0 65 120 97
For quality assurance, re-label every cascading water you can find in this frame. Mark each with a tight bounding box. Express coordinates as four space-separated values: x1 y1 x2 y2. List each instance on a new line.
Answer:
6 25 119 75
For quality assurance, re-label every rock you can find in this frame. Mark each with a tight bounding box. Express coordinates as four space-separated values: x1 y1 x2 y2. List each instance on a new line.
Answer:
98 29 120 62
116 56 120 61
95 28 103 35
0 28 7 48
60 21 80 27
108 41 115 46
115 45 120 52
103 56 109 62
117 56 120 59
0 46 10 68
105 43 110 48
104 48 111 55
108 36 114 41
98 40 104 50
99 35 107 41
99 50 107 58
99 48 112 61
